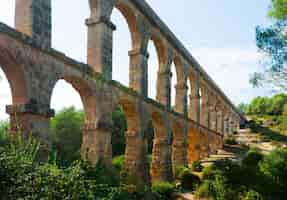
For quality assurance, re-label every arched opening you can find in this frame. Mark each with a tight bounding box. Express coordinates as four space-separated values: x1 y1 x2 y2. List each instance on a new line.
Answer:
52 1 89 62
50 77 95 166
0 0 15 27
147 40 159 100
111 104 127 158
0 68 12 143
171 62 177 108
111 8 133 87
187 78 192 117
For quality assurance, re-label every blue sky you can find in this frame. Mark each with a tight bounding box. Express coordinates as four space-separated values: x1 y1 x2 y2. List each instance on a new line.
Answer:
0 0 274 119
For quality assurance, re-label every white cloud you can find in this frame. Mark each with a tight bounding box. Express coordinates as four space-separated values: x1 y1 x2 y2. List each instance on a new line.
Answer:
191 47 272 104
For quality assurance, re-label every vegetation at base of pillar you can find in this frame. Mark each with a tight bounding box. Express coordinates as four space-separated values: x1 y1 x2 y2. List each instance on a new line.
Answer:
250 0 287 91
0 131 176 199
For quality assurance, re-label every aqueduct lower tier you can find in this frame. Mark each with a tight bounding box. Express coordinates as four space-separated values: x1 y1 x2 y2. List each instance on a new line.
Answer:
0 0 243 184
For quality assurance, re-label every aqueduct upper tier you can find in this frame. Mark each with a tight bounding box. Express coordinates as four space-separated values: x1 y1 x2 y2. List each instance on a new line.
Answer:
0 0 244 184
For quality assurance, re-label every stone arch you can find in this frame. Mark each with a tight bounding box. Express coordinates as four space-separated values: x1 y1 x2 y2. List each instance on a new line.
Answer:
0 47 28 105
172 55 187 114
117 97 150 184
114 0 142 49
147 32 168 100
49 75 98 165
49 76 96 123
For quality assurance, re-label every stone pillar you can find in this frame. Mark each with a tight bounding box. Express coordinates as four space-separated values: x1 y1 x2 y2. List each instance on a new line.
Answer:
224 116 230 136
209 99 217 132
151 113 173 183
86 17 116 80
15 0 52 47
156 68 172 107
200 84 209 128
124 103 149 185
172 123 188 170
174 82 188 115
189 70 201 122
6 103 54 152
129 49 149 96
187 127 200 163
81 121 112 167
82 86 113 167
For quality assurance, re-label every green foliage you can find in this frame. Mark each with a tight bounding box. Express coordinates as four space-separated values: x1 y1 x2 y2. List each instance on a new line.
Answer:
178 168 201 191
242 149 263 167
237 103 248 114
268 0 287 20
51 107 84 166
174 165 187 179
0 120 8 145
112 106 127 156
151 182 175 200
268 93 287 115
241 190 263 200
246 96 271 115
191 160 203 172
283 103 287 116
196 148 287 200
112 155 125 171
0 136 155 199
259 148 287 185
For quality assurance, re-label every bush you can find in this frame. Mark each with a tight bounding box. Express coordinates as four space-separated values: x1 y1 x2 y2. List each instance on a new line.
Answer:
178 168 201 191
224 135 238 145
242 149 263 167
112 155 125 171
191 160 203 172
151 182 175 200
202 165 220 180
195 180 212 198
241 190 263 200
174 165 187 179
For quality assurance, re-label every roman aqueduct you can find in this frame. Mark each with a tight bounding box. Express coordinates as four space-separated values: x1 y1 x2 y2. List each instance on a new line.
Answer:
0 0 243 184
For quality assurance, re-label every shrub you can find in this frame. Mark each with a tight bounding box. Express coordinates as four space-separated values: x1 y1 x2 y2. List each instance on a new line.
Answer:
174 165 187 179
202 165 220 180
191 160 203 172
151 182 175 200
195 180 212 198
224 135 238 145
259 148 287 198
196 175 234 200
178 168 201 191
241 190 263 200
242 149 263 167
112 155 125 171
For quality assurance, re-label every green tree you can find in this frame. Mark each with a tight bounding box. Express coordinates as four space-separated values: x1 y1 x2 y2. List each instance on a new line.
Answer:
251 1 287 91
283 103 287 115
268 93 287 115
268 0 287 20
237 103 248 114
0 120 9 145
111 106 127 156
51 107 84 166
246 97 270 115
